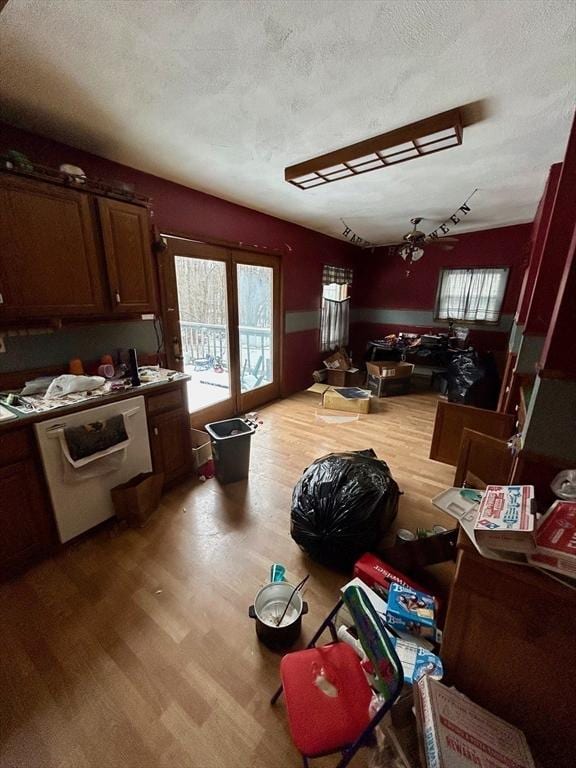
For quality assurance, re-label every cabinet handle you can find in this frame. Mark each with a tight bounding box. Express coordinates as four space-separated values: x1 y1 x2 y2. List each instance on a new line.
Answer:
0 292 3 304
153 427 159 436
115 290 121 304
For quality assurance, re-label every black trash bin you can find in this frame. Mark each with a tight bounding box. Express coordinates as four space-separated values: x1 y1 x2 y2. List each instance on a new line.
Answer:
205 418 255 484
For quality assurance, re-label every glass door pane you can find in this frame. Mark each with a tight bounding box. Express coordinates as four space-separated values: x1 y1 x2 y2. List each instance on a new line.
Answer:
237 264 273 393
174 256 232 413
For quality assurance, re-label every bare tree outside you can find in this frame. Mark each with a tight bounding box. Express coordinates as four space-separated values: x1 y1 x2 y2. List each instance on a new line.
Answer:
174 256 273 410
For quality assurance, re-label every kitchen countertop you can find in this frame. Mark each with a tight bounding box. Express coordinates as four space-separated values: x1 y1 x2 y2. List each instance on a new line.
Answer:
0 373 191 434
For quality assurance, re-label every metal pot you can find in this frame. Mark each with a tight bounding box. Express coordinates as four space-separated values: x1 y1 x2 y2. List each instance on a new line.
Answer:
248 581 308 650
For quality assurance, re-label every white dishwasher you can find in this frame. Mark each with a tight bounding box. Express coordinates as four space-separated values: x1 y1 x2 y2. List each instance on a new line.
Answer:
35 396 152 543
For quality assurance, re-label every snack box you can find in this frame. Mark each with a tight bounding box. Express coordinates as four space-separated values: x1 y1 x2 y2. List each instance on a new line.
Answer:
353 552 431 600
390 637 443 685
385 583 436 640
474 485 536 553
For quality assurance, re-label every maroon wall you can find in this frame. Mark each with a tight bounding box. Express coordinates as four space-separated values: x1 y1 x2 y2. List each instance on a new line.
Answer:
350 223 531 356
0 122 535 391
0 122 356 394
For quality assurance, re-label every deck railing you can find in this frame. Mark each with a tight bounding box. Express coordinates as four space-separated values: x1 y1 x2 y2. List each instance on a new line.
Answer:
180 321 272 383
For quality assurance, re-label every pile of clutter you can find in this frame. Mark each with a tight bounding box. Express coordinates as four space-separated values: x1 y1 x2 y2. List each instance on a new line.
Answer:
434 479 576 585
337 553 535 768
337 553 443 689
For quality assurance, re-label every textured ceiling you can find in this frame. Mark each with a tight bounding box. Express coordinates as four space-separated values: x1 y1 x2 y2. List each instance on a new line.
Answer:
0 0 574 243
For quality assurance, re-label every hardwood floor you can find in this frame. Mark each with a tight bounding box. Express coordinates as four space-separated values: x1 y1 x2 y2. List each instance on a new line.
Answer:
0 389 455 768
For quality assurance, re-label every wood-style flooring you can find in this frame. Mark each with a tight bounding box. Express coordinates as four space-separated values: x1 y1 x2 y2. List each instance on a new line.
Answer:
0 389 455 768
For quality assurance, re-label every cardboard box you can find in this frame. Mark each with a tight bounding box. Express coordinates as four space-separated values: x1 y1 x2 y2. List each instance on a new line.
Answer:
323 349 351 370
532 500 576 562
190 428 212 470
386 583 436 639
366 373 411 398
353 552 430 600
326 368 364 387
322 386 371 414
111 472 164 527
415 676 536 768
366 361 414 379
474 485 536 553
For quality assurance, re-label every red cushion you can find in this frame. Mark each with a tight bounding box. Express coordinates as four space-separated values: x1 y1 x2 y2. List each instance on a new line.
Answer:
280 642 372 758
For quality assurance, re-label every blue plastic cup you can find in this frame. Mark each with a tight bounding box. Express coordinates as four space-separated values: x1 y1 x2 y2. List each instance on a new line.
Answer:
270 563 286 582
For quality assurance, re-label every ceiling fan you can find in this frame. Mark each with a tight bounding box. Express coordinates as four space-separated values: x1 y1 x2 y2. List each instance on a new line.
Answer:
389 217 459 264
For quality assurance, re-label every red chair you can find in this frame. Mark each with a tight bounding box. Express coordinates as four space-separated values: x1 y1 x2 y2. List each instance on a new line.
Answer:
271 585 404 768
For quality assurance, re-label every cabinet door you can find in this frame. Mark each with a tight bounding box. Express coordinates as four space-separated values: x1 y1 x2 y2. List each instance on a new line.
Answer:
149 408 192 487
442 546 576 768
0 458 55 574
0 176 105 317
453 429 514 488
98 198 157 313
429 401 515 466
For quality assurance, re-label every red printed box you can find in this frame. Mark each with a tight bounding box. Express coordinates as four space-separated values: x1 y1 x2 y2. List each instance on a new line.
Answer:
353 552 430 601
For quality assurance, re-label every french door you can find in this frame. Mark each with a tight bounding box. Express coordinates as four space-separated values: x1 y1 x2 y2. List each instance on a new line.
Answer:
159 237 281 426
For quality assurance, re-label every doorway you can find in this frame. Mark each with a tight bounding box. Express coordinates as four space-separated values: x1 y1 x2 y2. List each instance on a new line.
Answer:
159 237 281 426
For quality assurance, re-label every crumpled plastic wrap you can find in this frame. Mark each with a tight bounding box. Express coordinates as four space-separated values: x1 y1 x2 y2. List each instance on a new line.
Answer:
291 449 399 569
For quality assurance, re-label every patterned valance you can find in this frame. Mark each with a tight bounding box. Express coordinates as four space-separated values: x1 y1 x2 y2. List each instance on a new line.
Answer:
322 265 353 285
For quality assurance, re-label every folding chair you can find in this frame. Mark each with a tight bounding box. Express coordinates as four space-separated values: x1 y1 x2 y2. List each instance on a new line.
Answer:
271 585 404 768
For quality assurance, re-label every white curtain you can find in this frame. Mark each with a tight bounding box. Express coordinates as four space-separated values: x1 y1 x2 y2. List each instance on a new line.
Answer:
437 268 509 322
320 297 350 351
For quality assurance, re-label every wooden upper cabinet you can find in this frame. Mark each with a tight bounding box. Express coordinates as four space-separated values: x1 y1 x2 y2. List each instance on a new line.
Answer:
0 176 105 317
98 198 157 313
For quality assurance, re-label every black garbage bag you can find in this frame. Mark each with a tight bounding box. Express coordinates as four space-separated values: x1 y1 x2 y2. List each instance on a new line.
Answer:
291 449 399 569
447 351 500 409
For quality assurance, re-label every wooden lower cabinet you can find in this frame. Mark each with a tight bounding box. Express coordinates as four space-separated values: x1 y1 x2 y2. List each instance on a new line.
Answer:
146 384 193 488
441 534 576 768
0 429 56 576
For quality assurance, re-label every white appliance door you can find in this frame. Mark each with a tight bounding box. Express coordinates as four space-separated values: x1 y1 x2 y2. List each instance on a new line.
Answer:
35 396 152 543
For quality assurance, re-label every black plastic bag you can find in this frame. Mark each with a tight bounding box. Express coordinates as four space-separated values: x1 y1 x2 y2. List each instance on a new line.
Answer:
291 449 399 569
447 351 500 409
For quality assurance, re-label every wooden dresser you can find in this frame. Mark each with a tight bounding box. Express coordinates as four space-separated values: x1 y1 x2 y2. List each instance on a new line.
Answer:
441 531 576 768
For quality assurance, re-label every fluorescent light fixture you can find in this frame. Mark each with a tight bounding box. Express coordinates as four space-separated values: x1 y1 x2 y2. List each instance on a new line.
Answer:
285 108 462 189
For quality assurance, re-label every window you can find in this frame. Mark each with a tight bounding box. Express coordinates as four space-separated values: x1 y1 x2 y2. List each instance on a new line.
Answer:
435 267 509 323
320 265 352 351
323 282 348 302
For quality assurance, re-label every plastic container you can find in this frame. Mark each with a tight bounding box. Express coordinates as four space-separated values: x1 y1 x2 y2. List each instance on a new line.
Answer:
204 418 255 484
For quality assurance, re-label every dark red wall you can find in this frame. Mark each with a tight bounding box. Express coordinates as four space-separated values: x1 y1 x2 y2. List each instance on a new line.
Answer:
0 122 535 390
0 122 356 393
350 223 531 355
